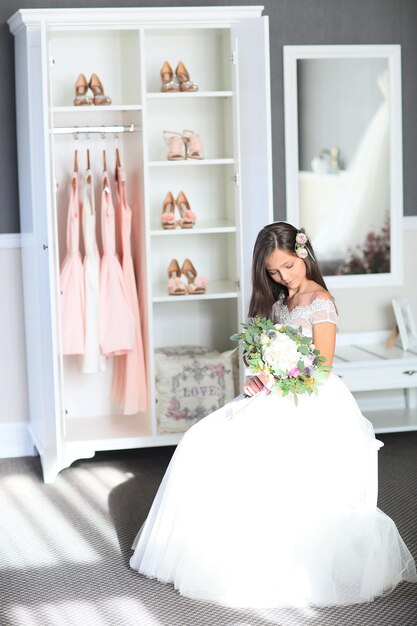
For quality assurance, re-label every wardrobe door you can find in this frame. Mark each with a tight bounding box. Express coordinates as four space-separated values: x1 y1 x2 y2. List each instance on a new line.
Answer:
14 27 64 482
231 17 273 317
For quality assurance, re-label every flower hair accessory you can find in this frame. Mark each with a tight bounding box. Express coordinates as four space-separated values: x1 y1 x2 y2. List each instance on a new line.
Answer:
295 228 309 259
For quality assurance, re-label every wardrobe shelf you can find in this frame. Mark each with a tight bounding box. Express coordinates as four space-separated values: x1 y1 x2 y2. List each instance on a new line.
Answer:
146 91 233 99
52 105 143 113
150 222 236 236
65 415 182 446
65 413 151 441
148 158 234 167
152 280 239 303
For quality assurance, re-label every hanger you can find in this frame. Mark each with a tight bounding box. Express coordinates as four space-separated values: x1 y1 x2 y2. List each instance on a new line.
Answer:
115 147 122 182
102 149 109 190
86 148 91 184
72 149 78 189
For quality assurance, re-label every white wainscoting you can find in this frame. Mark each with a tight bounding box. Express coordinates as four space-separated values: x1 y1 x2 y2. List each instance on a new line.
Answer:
0 233 21 248
0 422 36 458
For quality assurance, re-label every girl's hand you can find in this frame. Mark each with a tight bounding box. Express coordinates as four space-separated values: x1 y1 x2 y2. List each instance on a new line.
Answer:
243 372 271 397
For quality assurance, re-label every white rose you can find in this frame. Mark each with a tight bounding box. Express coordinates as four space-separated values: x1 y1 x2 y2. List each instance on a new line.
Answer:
263 332 299 372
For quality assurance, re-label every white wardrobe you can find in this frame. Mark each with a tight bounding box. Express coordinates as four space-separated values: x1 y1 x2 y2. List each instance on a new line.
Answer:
8 6 273 482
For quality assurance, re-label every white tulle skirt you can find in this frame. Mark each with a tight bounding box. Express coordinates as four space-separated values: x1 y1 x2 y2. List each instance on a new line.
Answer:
130 374 417 607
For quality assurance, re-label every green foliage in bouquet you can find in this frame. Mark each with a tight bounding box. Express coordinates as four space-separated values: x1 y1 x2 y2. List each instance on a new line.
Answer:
231 317 332 405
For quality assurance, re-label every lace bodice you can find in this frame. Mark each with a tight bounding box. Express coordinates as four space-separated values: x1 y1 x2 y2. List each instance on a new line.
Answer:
272 292 338 336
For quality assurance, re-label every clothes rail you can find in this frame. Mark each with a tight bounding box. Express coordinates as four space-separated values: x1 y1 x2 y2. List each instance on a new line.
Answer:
53 124 138 135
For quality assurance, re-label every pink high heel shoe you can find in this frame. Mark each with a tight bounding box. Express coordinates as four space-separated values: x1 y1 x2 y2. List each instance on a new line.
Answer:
161 192 177 229
176 191 196 229
181 258 208 294
168 259 187 295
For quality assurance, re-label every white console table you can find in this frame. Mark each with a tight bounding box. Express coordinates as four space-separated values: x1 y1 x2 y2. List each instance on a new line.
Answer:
334 331 417 433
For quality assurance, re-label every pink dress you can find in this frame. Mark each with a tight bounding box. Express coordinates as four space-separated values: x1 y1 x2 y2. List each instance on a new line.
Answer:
99 171 135 356
113 167 148 414
60 172 85 355
82 169 106 374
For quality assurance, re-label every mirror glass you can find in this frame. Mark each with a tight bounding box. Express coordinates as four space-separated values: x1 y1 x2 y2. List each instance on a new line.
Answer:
284 46 403 287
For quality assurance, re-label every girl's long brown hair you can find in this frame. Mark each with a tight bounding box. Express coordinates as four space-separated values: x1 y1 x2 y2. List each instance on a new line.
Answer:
248 222 329 318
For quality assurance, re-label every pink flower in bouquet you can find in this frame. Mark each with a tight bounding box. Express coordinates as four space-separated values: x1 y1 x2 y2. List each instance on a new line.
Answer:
288 367 300 378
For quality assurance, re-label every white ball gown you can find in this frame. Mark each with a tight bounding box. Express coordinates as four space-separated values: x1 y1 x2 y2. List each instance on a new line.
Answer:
130 296 417 607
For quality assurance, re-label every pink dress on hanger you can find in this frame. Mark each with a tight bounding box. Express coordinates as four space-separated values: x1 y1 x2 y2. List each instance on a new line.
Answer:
60 172 85 355
112 166 148 414
99 170 135 356
82 169 106 373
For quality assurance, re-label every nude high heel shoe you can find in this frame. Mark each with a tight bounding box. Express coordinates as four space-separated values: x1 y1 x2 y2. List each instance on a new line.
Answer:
167 259 187 296
160 61 180 92
163 131 186 160
161 192 177 229
182 130 204 159
88 73 112 105
175 61 198 92
73 74 93 106
176 191 196 229
181 258 208 295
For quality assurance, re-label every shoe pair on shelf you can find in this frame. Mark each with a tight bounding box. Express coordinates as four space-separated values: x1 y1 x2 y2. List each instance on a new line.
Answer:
163 130 204 160
161 191 196 229
160 61 198 92
167 259 207 296
74 73 112 106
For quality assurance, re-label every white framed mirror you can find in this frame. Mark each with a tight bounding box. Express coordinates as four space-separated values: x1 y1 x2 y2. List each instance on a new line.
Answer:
283 44 403 288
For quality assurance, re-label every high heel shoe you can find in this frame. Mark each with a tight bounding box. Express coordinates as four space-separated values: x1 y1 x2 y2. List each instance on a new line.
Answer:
73 74 93 106
168 259 187 296
160 61 180 92
161 192 177 229
175 61 198 92
176 191 196 229
163 131 186 160
183 130 204 159
181 258 208 295
88 73 112 105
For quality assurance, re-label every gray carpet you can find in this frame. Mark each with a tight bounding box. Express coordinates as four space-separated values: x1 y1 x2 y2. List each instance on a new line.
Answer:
1 432 416 626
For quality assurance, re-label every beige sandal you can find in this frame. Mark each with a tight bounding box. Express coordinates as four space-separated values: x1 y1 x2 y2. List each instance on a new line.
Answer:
175 61 198 92
163 131 186 160
182 129 204 159
88 73 112 105
73 74 93 106
160 61 180 92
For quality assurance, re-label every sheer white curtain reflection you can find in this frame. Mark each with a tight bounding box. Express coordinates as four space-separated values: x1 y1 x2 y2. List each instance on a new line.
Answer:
312 69 390 262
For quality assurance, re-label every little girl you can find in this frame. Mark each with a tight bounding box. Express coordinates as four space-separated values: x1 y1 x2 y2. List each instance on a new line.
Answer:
130 222 417 607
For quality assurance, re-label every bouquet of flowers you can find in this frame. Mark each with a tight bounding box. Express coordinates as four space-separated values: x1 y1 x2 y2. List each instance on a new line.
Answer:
231 317 332 405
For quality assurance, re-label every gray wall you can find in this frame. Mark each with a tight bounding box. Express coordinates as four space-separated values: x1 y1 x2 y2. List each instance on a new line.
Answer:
1 0 417 232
